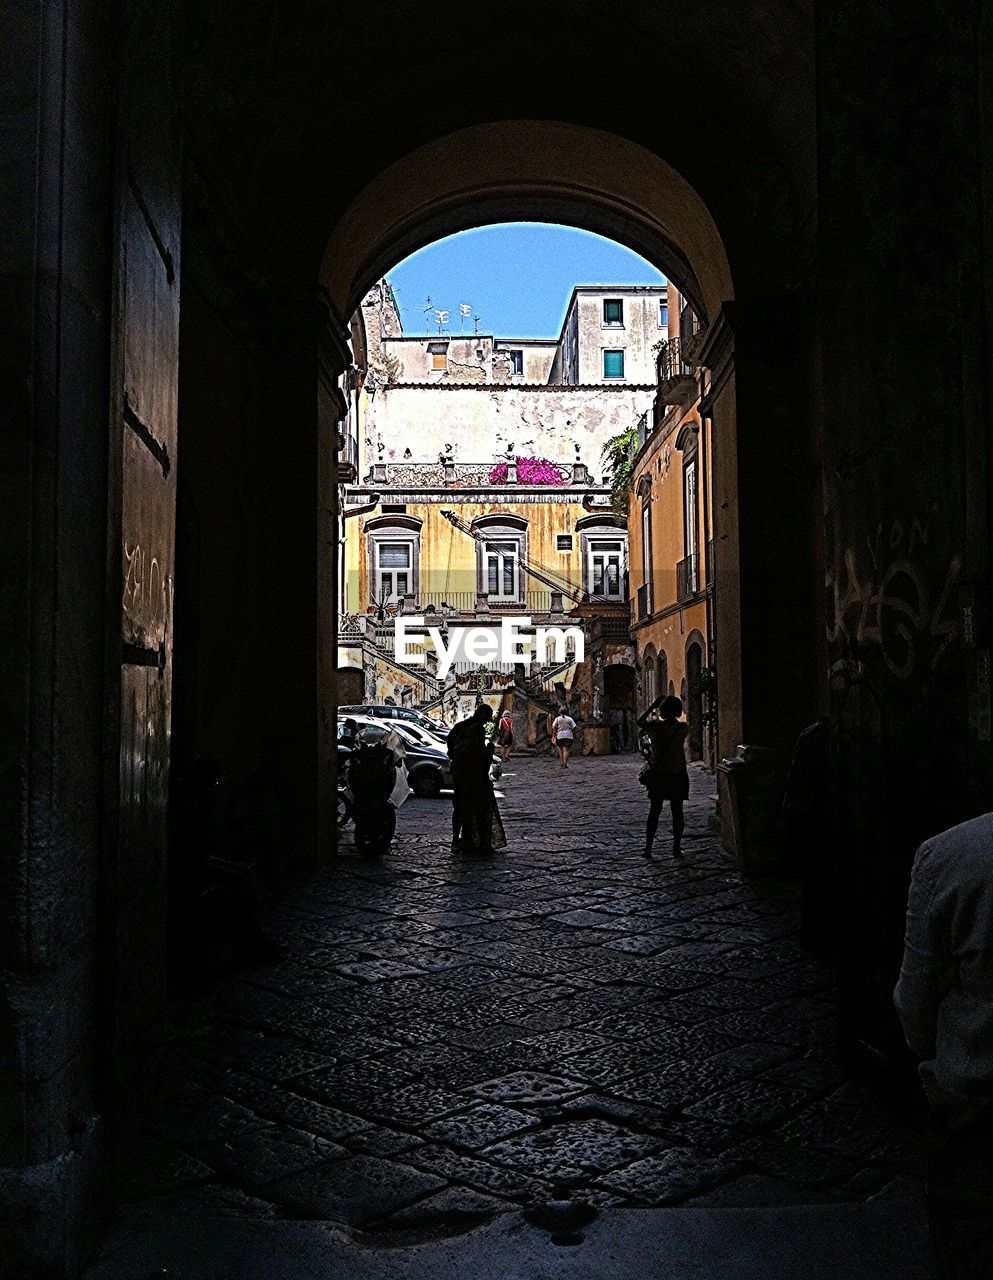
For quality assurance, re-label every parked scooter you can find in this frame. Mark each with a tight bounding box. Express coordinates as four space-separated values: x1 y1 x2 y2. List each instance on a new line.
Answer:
343 726 409 854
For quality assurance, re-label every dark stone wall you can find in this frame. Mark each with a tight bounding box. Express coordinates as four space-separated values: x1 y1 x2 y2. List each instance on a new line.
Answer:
0 0 112 1272
816 0 993 1050
172 175 335 877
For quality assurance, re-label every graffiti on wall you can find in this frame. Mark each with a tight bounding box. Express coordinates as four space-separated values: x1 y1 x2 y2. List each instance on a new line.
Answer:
826 513 960 680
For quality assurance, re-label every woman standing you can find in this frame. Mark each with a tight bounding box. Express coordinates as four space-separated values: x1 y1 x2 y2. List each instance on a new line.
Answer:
551 705 577 769
638 693 689 859
446 705 507 854
496 707 515 762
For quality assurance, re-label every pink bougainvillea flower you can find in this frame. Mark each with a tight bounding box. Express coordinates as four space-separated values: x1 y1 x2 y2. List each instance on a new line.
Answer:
489 456 567 485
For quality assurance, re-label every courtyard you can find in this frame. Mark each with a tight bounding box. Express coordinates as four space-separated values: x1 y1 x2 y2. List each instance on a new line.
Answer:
86 755 930 1275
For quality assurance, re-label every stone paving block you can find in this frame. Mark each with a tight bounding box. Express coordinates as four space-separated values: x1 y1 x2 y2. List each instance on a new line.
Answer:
484 1119 668 1186
292 1059 419 1107
403 1142 552 1200
423 1103 540 1149
221 1076 374 1143
370 1186 512 1229
263 1155 447 1225
467 1071 588 1105
361 1083 475 1127
603 934 686 956
683 1079 808 1129
558 1041 653 1086
612 1060 743 1111
346 1125 425 1157
596 1147 744 1204
194 1125 348 1186
336 958 433 983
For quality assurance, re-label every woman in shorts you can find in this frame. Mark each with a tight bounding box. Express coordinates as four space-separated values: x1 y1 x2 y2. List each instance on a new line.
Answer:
638 694 689 859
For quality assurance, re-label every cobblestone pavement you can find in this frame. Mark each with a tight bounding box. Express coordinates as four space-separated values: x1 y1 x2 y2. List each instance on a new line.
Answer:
120 755 925 1237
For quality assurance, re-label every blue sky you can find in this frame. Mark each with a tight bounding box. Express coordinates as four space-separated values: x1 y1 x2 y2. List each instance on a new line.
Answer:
387 223 665 340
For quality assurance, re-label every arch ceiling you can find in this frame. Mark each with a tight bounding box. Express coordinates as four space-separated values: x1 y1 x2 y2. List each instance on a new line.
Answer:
322 122 733 326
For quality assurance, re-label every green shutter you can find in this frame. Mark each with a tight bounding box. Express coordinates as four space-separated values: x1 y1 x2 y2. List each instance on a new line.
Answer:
604 350 624 378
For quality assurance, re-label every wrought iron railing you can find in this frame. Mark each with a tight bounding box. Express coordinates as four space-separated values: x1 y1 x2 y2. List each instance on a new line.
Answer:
418 591 478 613
676 554 699 601
362 460 591 488
656 337 691 383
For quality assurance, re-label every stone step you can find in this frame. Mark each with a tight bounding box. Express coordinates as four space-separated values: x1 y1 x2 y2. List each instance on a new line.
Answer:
87 1196 932 1279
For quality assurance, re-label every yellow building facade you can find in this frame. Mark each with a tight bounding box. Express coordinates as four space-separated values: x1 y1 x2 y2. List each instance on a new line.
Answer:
627 288 715 762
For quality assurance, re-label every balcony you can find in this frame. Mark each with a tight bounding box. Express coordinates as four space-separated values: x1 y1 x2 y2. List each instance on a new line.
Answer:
636 583 652 621
655 338 697 410
676 554 699 601
362 460 592 488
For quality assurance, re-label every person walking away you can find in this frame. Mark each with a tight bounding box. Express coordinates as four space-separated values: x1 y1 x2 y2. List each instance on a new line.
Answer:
552 706 577 768
446 705 507 854
496 707 514 762
894 813 993 1280
638 693 689 859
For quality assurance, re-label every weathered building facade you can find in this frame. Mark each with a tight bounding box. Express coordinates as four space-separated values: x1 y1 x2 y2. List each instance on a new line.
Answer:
628 284 714 763
340 281 653 743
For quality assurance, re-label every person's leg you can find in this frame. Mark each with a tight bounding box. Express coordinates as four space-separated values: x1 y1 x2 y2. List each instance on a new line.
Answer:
671 798 685 858
451 794 462 852
562 741 571 768
645 797 663 856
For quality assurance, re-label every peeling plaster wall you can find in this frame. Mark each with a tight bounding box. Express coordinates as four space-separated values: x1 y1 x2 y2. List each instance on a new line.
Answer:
363 385 655 475
571 289 667 384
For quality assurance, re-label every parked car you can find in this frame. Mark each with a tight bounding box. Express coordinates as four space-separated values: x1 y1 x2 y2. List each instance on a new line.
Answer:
339 704 449 737
340 715 453 798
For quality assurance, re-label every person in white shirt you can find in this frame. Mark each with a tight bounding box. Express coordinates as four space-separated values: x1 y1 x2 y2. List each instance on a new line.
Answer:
894 812 993 1279
551 707 577 768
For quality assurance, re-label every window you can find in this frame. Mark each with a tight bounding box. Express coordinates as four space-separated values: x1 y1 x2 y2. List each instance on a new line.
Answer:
588 539 625 599
683 459 699 592
375 540 413 602
642 500 653 612
659 302 669 328
556 534 573 552
508 349 524 375
484 540 520 601
603 298 624 326
603 349 625 379
428 343 447 371
380 504 407 514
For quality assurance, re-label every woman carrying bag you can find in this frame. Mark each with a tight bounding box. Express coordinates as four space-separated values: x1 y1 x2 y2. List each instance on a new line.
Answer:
638 694 689 859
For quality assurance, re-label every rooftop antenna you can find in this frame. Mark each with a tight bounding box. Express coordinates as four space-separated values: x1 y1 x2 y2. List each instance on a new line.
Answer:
434 309 450 334
422 296 433 332
459 303 472 332
473 313 481 335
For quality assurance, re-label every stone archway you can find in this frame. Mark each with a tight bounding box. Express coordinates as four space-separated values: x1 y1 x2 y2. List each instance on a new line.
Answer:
685 631 705 761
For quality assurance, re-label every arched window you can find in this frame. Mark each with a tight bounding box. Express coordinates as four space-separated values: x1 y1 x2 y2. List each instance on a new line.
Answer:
365 514 423 606
643 643 658 706
472 514 528 605
576 514 628 602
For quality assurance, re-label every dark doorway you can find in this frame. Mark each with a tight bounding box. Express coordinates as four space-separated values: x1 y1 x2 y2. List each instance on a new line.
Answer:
686 638 704 760
605 663 636 751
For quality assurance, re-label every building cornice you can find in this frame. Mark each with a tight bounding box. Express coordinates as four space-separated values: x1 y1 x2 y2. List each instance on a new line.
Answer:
381 382 658 392
345 485 612 505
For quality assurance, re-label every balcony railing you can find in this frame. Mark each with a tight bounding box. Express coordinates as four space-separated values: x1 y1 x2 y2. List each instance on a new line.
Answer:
636 582 652 621
676 554 699 601
656 336 691 382
362 460 593 488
